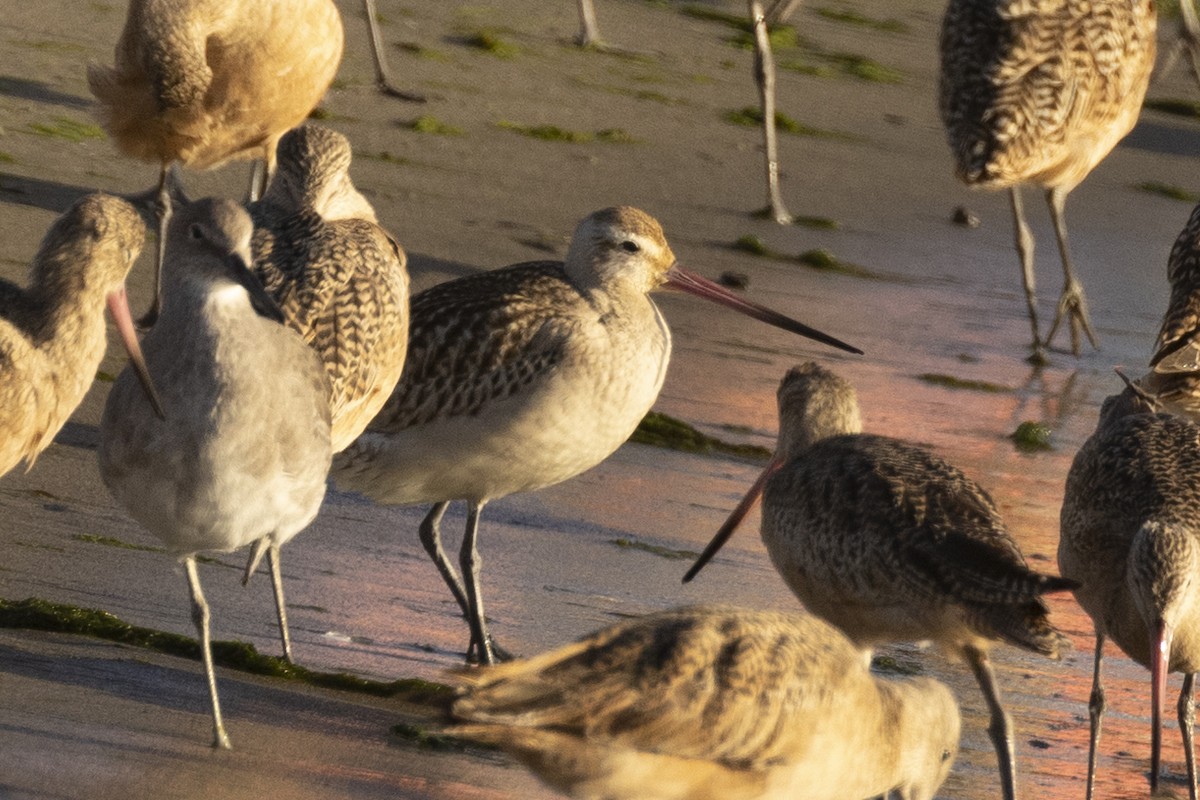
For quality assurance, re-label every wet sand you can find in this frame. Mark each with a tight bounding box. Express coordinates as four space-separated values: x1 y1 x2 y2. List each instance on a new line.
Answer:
3 0 1200 797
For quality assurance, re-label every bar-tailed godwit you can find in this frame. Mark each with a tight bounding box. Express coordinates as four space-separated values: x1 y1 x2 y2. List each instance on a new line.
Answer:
685 362 1074 800
451 605 960 800
0 194 160 478
1060 382 1200 800
334 206 860 664
88 0 344 322
99 198 331 748
250 124 410 454
939 0 1156 361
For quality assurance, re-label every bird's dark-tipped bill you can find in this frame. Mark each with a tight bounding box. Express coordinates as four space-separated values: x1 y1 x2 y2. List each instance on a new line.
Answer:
683 452 786 583
107 287 166 420
664 265 862 355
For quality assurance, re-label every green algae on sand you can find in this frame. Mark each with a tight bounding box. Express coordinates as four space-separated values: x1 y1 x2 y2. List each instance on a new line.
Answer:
0 597 453 706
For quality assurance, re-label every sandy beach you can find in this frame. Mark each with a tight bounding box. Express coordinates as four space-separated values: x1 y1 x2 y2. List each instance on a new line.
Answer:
4 0 1200 797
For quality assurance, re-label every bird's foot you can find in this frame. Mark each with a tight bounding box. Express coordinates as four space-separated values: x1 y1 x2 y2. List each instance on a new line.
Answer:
751 205 794 225
376 79 428 103
1044 281 1099 357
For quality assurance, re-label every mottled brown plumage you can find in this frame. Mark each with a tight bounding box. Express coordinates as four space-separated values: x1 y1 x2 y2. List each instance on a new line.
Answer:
89 0 344 322
251 124 409 453
687 362 1073 800
335 206 858 664
451 606 960 800
1060 386 1200 799
940 0 1156 359
1141 203 1200 422
0 194 150 477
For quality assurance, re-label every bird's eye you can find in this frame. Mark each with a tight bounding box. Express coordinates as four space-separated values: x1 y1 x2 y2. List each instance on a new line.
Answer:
620 240 640 253
941 749 951 762
189 224 203 240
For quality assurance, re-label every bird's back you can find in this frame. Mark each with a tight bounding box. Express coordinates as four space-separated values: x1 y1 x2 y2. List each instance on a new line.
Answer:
452 606 959 800
333 262 670 505
89 0 344 168
1061 409 1200 666
939 0 1155 190
764 433 1069 656
252 207 409 452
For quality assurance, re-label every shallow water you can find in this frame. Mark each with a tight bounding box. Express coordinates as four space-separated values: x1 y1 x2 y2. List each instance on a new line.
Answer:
4 0 1200 797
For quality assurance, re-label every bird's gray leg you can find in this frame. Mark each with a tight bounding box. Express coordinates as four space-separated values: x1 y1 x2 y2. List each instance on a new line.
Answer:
1181 672 1197 800
460 500 495 665
1043 186 1098 356
361 0 427 101
965 645 1017 800
139 162 172 329
418 501 471 616
749 0 792 224
1086 629 1106 800
267 542 293 663
1008 187 1044 365
576 0 602 47
185 556 231 749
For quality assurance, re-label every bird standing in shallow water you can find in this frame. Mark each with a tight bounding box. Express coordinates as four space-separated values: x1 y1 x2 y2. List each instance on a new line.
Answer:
939 0 1156 362
88 0 344 323
249 124 410 454
451 605 960 800
0 193 160 478
99 198 331 748
1060 383 1200 800
333 206 860 665
685 362 1074 800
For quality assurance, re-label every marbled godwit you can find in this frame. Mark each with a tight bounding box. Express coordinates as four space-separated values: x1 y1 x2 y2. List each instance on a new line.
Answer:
334 206 860 664
684 362 1074 800
939 0 1156 361
0 194 161 478
99 198 331 748
249 124 410 454
88 0 344 322
451 605 960 800
1060 383 1200 800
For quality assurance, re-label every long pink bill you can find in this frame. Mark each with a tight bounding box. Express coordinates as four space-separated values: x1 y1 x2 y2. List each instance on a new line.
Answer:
1150 620 1174 794
665 265 863 355
683 452 786 583
107 287 166 420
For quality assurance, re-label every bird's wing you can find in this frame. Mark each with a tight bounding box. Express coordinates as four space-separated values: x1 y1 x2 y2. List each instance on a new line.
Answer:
365 262 583 433
452 607 860 769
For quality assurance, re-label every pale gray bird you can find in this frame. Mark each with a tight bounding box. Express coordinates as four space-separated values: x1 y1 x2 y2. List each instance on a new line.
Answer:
451 606 960 800
99 197 331 749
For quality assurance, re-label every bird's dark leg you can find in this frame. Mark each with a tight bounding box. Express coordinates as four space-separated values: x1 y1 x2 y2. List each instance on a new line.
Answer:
362 0 427 102
267 542 293 662
1086 629 1106 800
965 645 1017 800
460 500 494 664
1043 185 1098 356
139 162 172 329
749 0 792 224
1180 672 1197 800
1008 187 1044 366
418 501 470 615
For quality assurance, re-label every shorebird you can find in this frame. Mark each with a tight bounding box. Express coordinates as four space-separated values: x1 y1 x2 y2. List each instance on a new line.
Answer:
88 0 344 323
1060 382 1200 800
684 362 1074 800
333 206 861 664
249 124 410 453
939 0 1157 361
0 193 161 478
451 605 961 800
98 197 331 748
